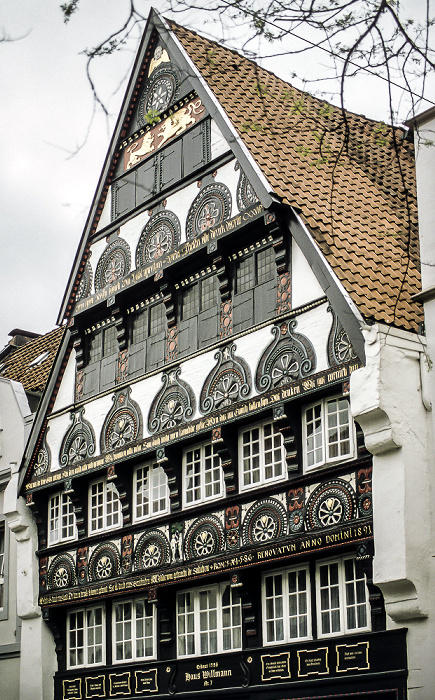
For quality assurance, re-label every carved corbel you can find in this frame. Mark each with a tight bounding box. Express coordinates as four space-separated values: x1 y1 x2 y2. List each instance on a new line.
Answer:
212 426 236 494
157 447 180 511
112 303 127 351
213 253 232 302
160 281 176 328
24 493 47 548
63 478 86 538
70 326 85 371
107 465 131 525
273 405 299 474
42 608 64 663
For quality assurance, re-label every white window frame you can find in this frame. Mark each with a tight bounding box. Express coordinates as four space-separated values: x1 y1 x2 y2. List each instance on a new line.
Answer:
177 582 242 658
303 396 356 471
112 597 156 663
88 478 122 534
48 492 77 545
262 565 311 645
133 463 169 523
239 419 285 491
67 605 105 669
182 441 224 507
316 557 370 638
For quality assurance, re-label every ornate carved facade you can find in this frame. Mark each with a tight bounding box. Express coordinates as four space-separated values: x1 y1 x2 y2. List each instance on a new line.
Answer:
18 10 418 700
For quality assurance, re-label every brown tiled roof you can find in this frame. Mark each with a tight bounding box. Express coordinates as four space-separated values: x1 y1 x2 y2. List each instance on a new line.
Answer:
169 21 422 331
0 326 65 394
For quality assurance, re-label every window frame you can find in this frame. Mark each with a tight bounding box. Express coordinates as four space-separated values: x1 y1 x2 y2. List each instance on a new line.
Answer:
88 478 122 535
262 565 312 646
316 556 370 638
238 419 286 492
112 597 157 664
67 605 105 669
48 491 77 546
176 582 242 658
302 395 356 472
182 441 224 508
133 462 170 523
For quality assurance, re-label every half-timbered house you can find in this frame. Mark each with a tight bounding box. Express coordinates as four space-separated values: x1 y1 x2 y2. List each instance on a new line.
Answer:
19 9 429 700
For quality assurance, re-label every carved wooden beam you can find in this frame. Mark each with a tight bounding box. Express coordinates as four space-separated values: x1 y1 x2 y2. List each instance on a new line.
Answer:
273 405 299 474
157 447 180 511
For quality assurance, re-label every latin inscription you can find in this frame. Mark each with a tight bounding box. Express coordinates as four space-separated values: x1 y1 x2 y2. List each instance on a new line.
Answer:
27 361 361 492
73 204 264 314
297 647 329 677
261 653 291 681
39 522 372 606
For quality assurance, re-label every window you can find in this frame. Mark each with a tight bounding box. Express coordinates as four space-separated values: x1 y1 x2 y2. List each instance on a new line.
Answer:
134 463 169 521
102 325 118 356
0 524 4 610
236 256 255 294
200 276 217 311
89 479 122 534
113 598 156 663
149 303 165 335
130 309 148 345
183 442 224 506
239 420 285 490
48 492 76 545
303 396 355 470
87 330 103 364
181 285 198 320
67 606 105 668
256 247 275 284
316 558 370 637
263 566 311 644
177 583 242 657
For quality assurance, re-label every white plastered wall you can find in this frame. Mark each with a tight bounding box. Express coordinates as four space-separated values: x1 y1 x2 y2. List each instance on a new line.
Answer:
350 324 435 700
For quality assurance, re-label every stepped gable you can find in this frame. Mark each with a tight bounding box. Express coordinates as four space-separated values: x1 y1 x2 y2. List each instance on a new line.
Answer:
169 19 421 331
0 326 65 394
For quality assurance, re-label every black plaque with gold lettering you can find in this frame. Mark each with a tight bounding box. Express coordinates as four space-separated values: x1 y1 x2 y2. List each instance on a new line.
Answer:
261 652 291 681
62 678 82 700
135 669 158 694
109 672 131 697
85 675 105 698
336 641 370 673
297 647 329 678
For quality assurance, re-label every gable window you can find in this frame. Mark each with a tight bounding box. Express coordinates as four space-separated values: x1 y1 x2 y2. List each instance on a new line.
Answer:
316 557 370 637
89 479 122 534
303 396 355 470
68 606 105 668
102 324 118 356
113 598 156 662
177 583 242 657
130 309 148 345
256 247 275 284
235 256 255 294
149 302 166 335
48 492 76 545
134 463 169 522
183 442 223 506
263 566 311 645
181 284 198 320
200 275 217 311
239 420 285 491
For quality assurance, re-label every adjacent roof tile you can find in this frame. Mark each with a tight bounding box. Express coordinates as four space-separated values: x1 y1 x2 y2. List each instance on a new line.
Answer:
0 326 65 394
170 21 422 331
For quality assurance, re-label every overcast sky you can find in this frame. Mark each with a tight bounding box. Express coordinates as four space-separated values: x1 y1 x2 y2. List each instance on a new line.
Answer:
1 0 433 348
